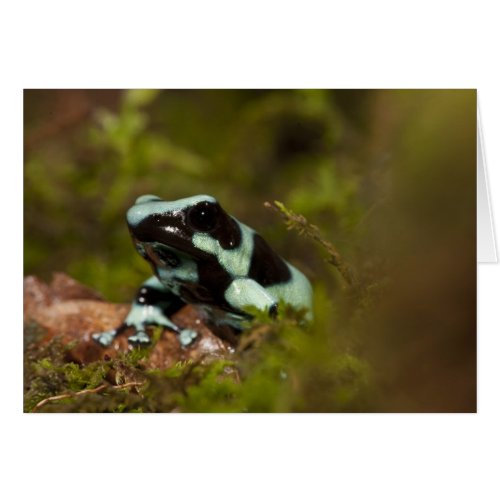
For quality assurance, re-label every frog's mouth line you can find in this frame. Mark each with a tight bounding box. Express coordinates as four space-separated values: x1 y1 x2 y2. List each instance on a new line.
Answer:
130 228 210 261
133 238 202 268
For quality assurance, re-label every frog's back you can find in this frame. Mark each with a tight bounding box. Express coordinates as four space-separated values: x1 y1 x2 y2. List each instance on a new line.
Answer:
237 222 313 316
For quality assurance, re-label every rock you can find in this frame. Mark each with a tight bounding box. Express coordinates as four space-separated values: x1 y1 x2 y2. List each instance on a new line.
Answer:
50 272 105 301
24 273 235 369
23 275 53 317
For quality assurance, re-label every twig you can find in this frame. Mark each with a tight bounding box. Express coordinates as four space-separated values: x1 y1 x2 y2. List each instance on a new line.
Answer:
32 381 144 412
265 200 359 289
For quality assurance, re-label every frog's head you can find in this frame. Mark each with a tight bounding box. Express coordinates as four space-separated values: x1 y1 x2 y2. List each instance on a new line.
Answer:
126 194 242 279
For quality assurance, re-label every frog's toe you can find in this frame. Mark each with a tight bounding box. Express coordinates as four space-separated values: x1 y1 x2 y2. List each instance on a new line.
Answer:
128 330 151 346
178 329 198 347
92 331 115 347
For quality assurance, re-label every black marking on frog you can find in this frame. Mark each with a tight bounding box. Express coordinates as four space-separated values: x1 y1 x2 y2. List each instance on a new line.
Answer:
129 202 242 255
130 212 197 257
248 233 292 286
211 214 242 250
137 285 185 316
186 201 242 250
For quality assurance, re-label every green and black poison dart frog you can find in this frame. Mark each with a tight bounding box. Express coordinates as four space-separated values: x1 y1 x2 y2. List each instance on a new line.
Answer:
93 194 313 347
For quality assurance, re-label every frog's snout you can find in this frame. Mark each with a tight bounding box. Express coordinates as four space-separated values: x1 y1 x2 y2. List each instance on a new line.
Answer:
127 204 147 228
127 195 163 229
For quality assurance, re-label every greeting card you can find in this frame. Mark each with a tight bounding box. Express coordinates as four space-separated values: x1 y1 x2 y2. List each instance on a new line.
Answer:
24 89 489 413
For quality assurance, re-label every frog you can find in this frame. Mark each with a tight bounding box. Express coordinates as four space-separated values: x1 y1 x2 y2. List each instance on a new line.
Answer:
92 194 313 348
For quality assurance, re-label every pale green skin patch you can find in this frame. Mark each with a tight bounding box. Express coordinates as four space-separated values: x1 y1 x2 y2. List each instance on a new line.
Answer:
222 264 312 321
192 222 255 277
155 246 199 295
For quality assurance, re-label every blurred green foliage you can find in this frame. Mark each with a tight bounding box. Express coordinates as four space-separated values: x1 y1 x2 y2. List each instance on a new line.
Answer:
24 89 477 412
24 90 363 300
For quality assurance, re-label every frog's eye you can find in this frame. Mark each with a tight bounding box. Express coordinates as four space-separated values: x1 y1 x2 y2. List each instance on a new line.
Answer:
187 201 219 232
155 247 180 268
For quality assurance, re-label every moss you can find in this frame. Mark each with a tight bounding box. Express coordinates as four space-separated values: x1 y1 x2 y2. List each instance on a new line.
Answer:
23 295 375 412
24 304 374 413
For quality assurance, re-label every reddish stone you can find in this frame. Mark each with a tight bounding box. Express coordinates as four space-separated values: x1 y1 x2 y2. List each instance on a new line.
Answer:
24 273 234 369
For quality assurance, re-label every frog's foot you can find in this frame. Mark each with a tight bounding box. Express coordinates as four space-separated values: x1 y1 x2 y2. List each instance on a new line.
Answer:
92 330 116 347
178 329 198 347
128 330 151 346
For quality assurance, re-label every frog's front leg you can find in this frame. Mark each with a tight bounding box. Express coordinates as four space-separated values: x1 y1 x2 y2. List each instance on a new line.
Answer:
92 276 196 347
